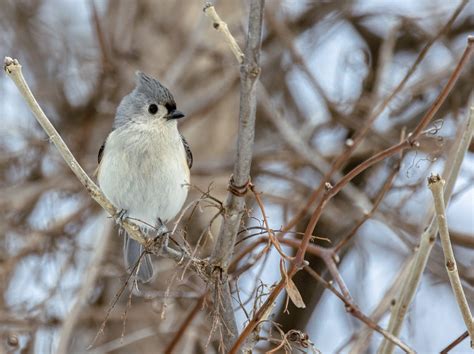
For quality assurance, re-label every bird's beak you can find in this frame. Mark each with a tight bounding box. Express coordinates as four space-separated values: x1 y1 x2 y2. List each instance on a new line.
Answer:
168 110 185 120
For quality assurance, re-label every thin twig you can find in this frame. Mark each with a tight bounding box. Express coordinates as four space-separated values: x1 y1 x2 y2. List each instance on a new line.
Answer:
334 154 402 253
203 3 244 64
428 174 474 346
347 256 414 354
441 330 469 354
249 183 292 261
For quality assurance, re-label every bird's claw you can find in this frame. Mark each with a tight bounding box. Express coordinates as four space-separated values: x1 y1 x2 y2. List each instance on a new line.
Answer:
115 209 128 224
153 218 170 252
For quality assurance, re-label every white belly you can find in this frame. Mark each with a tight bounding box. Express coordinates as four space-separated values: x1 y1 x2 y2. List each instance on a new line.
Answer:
98 124 189 229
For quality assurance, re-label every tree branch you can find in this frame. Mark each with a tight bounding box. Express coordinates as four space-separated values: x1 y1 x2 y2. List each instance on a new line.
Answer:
208 0 264 271
204 1 265 350
428 173 474 346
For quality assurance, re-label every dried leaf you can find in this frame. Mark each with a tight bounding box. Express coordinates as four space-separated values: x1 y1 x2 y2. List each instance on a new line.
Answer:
286 277 306 308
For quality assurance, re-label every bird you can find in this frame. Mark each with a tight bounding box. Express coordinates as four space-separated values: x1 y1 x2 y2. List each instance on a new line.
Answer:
97 71 192 282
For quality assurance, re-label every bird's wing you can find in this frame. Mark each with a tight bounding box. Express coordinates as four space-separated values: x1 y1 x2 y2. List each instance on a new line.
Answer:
180 134 193 169
98 141 105 164
94 139 106 178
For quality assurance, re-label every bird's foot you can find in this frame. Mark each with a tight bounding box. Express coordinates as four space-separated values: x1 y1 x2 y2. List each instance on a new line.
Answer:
153 218 171 252
114 209 128 224
155 218 168 236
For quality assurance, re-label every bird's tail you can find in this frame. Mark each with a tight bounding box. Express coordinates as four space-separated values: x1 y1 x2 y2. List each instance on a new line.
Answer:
122 230 154 283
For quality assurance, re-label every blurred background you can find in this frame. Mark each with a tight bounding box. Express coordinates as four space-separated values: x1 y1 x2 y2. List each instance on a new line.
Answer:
1 0 473 353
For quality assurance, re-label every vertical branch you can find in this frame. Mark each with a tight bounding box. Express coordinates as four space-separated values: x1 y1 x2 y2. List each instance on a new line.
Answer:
205 0 265 350
428 174 474 346
379 102 474 353
210 0 264 270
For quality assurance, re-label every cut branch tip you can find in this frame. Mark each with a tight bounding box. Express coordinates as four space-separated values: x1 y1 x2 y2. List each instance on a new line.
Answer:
3 56 20 73
427 173 444 188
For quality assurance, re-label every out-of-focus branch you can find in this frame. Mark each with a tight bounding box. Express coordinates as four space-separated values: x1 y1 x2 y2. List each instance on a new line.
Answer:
56 219 113 354
379 100 474 353
164 294 206 354
348 256 414 354
334 144 403 253
428 174 474 346
450 230 474 248
279 0 469 232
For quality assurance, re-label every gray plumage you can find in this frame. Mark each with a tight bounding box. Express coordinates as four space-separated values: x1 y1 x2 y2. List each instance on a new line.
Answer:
97 72 191 282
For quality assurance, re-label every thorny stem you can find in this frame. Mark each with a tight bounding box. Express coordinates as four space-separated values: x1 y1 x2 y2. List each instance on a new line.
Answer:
231 36 474 353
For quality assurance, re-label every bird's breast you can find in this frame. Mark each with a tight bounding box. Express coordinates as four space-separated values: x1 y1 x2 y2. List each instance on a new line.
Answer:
98 125 189 228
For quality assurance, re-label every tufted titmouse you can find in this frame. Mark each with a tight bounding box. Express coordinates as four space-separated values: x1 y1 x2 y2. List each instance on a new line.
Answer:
97 72 192 282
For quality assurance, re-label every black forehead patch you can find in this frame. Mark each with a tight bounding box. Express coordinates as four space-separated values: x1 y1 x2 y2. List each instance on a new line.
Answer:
135 71 176 106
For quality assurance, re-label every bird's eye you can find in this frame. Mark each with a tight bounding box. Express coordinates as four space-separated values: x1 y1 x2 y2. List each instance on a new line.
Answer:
165 102 176 113
148 104 158 115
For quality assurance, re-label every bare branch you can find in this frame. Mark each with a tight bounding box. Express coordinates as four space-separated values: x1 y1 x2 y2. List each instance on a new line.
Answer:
209 0 264 270
441 330 469 353
203 3 244 64
204 1 265 350
428 174 474 346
